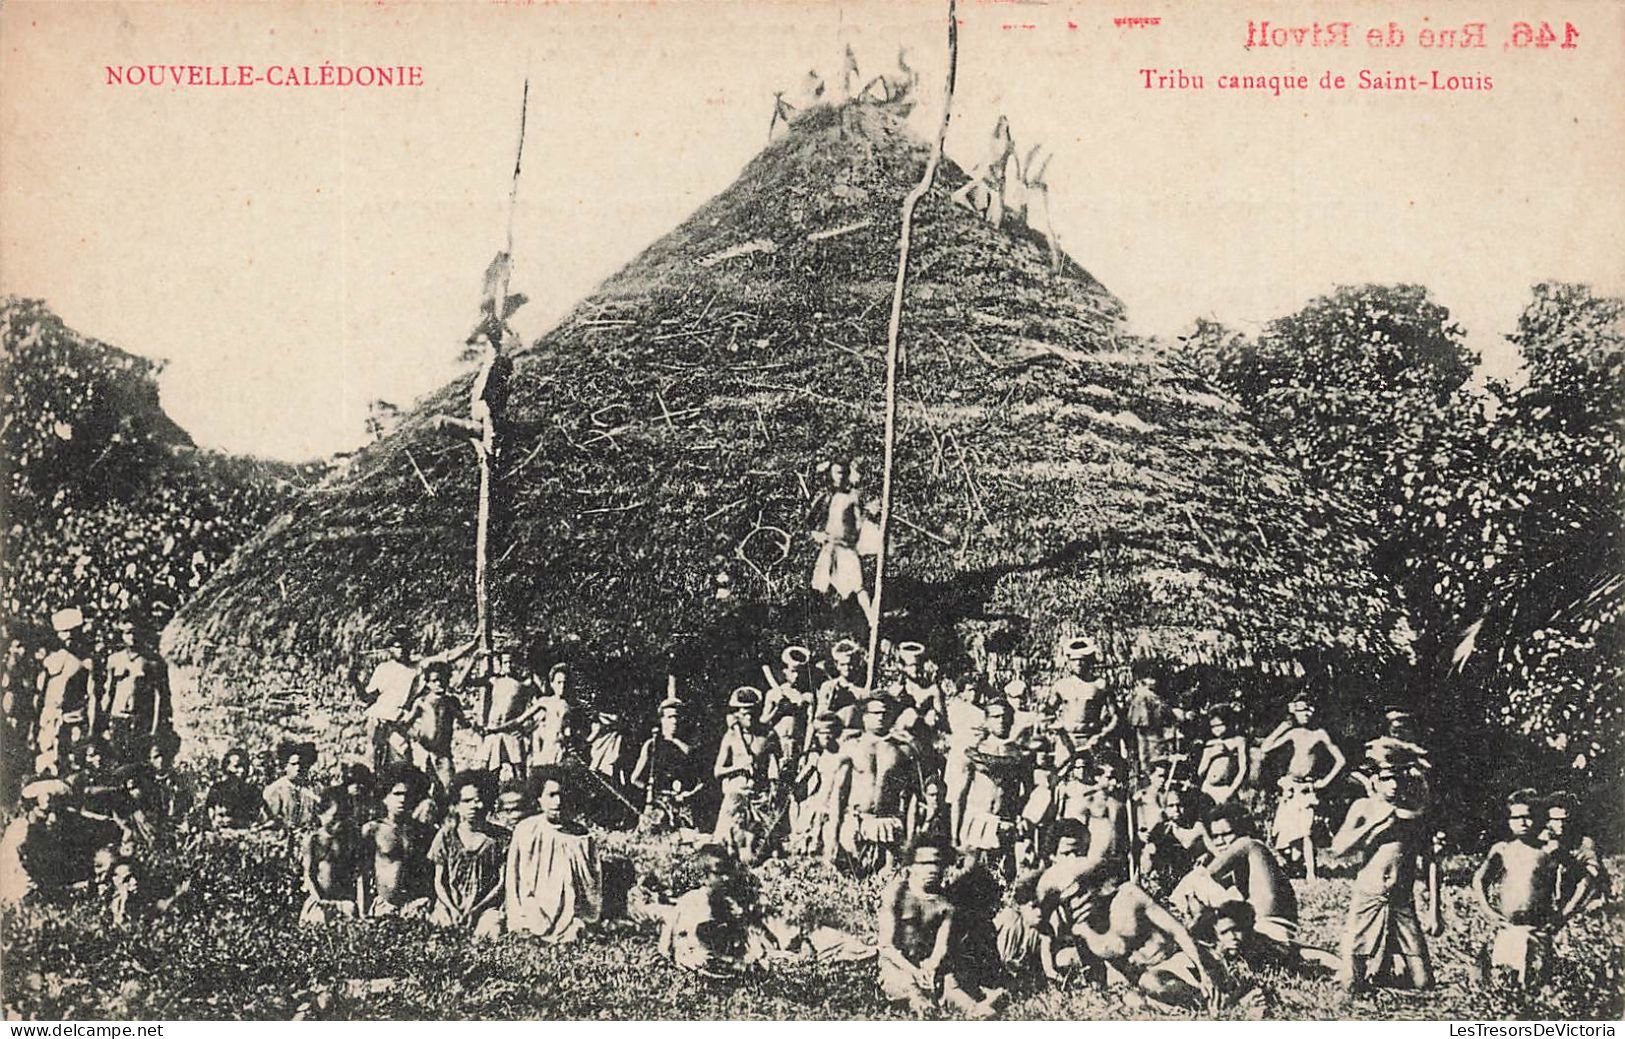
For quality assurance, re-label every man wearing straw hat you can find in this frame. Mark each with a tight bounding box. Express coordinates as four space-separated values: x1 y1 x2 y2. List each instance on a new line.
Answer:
37 607 94 774
1050 636 1116 766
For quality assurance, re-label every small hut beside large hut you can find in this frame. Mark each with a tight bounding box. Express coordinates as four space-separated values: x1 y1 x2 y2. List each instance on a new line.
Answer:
162 102 1407 758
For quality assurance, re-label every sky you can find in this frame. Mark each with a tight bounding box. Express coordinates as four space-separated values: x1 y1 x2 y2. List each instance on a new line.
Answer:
3 0 1622 462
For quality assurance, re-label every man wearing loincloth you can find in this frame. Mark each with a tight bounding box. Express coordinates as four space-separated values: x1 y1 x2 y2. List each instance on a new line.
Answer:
830 698 917 875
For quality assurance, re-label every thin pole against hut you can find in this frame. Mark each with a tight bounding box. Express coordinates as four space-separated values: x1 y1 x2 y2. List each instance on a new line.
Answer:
436 79 531 665
863 0 959 690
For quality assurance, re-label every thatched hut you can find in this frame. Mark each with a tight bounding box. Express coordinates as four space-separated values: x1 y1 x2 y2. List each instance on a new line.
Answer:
164 103 1404 738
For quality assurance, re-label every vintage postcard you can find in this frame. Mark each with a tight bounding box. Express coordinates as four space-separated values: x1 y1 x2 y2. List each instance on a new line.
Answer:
1 0 1621 1023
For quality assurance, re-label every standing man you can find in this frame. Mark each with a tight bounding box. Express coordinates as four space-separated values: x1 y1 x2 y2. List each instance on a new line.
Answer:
37 607 95 774
476 648 535 783
1050 637 1116 767
630 697 704 830
1473 790 1564 987
528 662 574 769
404 662 467 795
829 699 918 875
1195 704 1248 808
1260 696 1346 879
895 642 945 734
712 687 780 860
356 632 419 773
1544 793 1611 914
789 713 845 856
101 619 170 761
1328 741 1440 993
815 639 864 733
957 701 1029 873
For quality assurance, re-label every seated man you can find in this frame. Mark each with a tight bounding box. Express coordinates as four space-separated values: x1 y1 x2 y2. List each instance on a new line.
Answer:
429 771 506 937
300 788 365 924
1055 871 1216 1012
362 767 434 916
505 765 601 943
658 844 793 976
1140 783 1206 900
878 843 998 1018
1173 803 1299 947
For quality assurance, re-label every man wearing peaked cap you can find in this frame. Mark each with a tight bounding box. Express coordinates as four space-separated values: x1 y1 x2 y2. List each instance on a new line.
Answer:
37 606 94 774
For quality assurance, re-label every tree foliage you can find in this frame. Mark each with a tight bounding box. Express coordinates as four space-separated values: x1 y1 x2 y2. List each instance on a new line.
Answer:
1181 283 1625 808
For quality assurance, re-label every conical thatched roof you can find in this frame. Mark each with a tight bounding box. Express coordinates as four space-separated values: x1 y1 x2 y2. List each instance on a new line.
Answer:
165 102 1403 687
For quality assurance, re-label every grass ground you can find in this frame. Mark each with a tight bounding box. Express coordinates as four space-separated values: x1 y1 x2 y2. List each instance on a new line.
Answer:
2 823 1620 1021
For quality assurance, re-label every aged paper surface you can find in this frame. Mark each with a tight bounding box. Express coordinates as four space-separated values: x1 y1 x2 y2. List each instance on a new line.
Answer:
1 0 1622 1024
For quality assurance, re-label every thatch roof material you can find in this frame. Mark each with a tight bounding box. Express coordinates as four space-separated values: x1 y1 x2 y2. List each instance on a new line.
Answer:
165 103 1404 684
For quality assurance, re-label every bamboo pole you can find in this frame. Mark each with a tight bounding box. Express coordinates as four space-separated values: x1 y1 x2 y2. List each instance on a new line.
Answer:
864 0 959 691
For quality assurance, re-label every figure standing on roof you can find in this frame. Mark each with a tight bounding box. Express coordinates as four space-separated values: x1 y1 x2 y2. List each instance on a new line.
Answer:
951 116 1017 229
810 460 880 626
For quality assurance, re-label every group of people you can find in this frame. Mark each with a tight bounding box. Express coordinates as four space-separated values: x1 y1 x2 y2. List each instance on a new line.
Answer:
1 601 1614 1017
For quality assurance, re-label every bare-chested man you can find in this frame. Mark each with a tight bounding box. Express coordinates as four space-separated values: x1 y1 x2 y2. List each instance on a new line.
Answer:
958 701 1029 872
895 642 945 735
1473 789 1564 987
37 608 94 773
1195 704 1247 807
815 640 864 735
1058 872 1216 1011
762 646 813 742
476 649 535 782
1260 696 1345 879
1174 804 1303 952
526 662 573 768
878 844 996 1018
830 698 918 875
631 697 704 831
300 788 365 924
404 662 466 794
713 686 782 860
362 768 433 916
101 619 169 760
1049 638 1117 767
790 713 845 856
1543 793 1610 915
1328 743 1439 993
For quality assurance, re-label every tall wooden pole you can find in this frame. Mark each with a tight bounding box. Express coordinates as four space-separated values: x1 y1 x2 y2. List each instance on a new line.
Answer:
864 0 958 691
474 78 531 666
